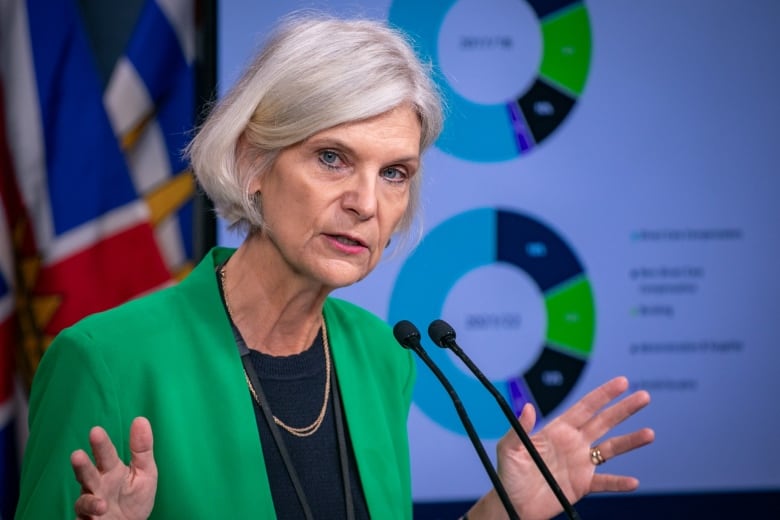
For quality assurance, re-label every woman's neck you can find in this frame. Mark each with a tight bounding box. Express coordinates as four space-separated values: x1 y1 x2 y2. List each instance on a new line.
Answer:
221 237 330 356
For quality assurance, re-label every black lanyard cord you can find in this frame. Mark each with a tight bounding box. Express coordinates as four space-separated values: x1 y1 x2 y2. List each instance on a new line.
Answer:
240 353 314 520
330 366 355 520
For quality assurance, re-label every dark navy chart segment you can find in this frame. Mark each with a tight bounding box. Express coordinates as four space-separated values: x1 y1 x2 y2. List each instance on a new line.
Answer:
523 346 586 416
526 0 581 19
496 209 584 292
517 78 577 145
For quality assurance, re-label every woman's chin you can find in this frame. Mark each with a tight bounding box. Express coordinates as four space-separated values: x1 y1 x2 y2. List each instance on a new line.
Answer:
315 261 372 290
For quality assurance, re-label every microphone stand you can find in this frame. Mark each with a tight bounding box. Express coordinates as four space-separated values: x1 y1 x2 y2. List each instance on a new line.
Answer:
428 319 581 520
393 320 520 520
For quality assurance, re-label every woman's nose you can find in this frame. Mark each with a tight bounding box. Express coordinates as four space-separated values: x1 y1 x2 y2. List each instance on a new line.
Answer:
342 172 378 220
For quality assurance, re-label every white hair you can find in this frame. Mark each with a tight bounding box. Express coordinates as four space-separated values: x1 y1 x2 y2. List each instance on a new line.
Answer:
186 12 443 244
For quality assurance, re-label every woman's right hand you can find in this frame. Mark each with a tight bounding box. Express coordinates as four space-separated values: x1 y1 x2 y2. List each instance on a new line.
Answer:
70 417 158 519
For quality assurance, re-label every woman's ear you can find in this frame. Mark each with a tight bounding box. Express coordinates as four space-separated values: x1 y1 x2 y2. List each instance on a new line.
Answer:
236 132 264 194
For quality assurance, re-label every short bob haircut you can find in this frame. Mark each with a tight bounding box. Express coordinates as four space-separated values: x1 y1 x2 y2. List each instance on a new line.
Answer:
187 13 443 242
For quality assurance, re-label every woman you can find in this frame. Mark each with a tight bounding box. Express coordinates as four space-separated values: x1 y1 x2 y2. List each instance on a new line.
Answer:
16 14 654 520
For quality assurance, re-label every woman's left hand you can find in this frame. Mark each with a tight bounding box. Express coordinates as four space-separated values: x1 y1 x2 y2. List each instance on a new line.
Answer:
470 376 655 520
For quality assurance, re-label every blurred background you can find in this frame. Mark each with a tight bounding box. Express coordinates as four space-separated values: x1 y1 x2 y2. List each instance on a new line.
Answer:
1 0 779 518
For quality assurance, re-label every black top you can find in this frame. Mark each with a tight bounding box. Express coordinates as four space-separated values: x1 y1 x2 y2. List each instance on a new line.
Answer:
239 329 370 519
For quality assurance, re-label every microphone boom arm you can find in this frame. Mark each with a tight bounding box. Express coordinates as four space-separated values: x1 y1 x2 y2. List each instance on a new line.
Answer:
428 319 581 520
393 320 520 520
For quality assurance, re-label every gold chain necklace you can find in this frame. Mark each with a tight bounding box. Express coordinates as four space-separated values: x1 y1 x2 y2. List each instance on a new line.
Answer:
219 266 331 438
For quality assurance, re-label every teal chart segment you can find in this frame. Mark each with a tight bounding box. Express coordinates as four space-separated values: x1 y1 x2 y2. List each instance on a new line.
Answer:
388 0 592 162
388 208 595 438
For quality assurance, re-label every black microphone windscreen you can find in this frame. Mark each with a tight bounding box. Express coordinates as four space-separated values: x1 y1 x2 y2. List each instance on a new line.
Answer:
393 320 421 349
428 319 456 347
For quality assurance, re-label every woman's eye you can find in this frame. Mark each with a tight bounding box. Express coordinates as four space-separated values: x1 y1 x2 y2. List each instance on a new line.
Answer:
319 150 342 168
382 167 407 182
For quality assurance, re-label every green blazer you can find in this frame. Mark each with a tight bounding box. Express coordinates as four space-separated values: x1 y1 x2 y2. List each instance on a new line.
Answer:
16 247 416 519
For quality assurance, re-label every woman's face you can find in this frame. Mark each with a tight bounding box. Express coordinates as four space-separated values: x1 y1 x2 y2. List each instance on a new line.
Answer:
252 105 421 289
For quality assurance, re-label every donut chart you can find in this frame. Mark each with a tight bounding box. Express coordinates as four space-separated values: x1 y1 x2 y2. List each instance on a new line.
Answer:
388 0 592 162
388 208 595 438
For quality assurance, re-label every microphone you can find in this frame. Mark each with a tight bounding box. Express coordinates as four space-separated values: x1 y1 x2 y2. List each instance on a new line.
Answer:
392 320 519 520
427 319 581 520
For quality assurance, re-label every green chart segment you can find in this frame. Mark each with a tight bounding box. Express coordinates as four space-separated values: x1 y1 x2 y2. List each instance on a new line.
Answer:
388 0 592 162
388 208 595 438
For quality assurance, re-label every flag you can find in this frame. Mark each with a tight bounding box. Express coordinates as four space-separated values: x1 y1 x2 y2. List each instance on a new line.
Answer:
0 0 196 513
0 83 22 520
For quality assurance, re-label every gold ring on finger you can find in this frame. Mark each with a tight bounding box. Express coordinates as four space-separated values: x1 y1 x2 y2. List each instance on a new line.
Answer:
590 446 606 466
